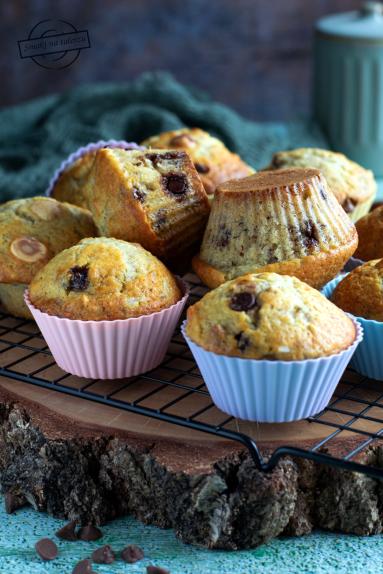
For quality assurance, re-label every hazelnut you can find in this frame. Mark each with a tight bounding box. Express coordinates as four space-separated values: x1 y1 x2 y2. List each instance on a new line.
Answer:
170 134 196 148
29 199 62 221
10 236 48 262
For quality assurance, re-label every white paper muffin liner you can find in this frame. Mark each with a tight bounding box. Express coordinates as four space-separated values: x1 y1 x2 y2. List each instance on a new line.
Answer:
45 140 143 197
322 274 383 381
181 318 362 423
24 279 188 380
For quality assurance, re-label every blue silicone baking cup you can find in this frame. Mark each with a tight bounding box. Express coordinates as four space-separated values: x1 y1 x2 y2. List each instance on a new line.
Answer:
322 275 383 381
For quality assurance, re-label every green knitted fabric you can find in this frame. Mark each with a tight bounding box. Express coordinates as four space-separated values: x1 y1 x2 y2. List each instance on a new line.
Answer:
0 72 327 202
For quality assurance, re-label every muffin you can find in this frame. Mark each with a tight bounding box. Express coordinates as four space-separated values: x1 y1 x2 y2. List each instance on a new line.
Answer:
26 238 188 379
29 237 182 321
85 148 210 261
183 273 361 422
142 128 254 199
193 168 358 289
187 272 356 360
266 148 376 222
0 197 96 319
354 206 383 261
49 141 141 209
332 259 383 321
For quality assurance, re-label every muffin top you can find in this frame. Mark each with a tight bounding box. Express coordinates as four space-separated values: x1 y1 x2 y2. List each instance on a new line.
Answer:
332 260 383 321
267 148 376 212
0 197 96 284
186 272 355 360
142 127 254 196
354 205 383 261
50 151 97 209
29 238 182 320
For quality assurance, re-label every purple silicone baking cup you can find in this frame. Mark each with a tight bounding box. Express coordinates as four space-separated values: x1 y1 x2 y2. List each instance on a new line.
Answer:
46 140 144 197
182 318 362 423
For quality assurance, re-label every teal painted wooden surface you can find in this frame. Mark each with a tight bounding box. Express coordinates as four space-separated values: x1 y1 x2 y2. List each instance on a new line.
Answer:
0 499 383 574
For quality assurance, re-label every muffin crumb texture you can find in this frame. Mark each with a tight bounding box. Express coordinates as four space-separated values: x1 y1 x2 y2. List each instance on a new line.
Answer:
186 272 355 360
332 259 383 321
29 238 181 321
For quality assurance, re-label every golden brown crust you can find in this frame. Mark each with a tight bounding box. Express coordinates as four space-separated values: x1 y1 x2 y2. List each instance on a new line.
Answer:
29 237 181 321
85 148 210 260
355 205 383 261
332 259 383 321
193 168 358 289
186 272 356 360
267 148 376 221
0 197 97 284
50 152 97 209
141 128 254 197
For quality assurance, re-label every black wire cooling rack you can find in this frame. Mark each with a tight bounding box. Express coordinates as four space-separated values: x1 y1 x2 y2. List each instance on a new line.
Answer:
0 273 383 479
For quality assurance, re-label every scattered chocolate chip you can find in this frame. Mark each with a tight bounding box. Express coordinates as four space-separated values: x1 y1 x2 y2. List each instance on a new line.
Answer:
162 174 188 195
133 187 146 202
121 544 145 563
194 162 210 174
230 292 257 311
78 524 103 542
302 220 319 248
68 265 89 292
91 544 115 564
35 538 58 561
342 197 356 213
147 151 180 166
56 520 78 541
72 558 94 574
234 331 250 351
147 566 170 574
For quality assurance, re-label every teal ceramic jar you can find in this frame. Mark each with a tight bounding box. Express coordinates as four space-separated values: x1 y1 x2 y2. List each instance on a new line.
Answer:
314 2 383 176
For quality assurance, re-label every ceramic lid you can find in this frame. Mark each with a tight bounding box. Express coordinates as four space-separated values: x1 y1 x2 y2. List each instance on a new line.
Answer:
316 2 383 40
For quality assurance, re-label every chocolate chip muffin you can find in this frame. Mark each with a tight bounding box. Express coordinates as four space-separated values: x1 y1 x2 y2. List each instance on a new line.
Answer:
29 238 181 321
141 128 254 199
332 259 383 320
85 148 210 261
50 151 96 209
0 197 96 318
186 272 356 360
266 148 376 222
193 168 358 289
354 205 383 261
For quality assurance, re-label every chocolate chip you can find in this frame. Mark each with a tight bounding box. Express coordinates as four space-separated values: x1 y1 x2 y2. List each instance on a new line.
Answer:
78 524 103 541
56 520 78 541
234 331 250 351
194 162 210 174
162 174 188 195
121 544 145 563
342 197 356 213
230 292 257 311
302 220 319 248
91 544 115 564
35 538 58 561
147 566 170 574
147 151 180 166
72 558 94 574
68 266 89 292
133 187 146 202
216 226 231 247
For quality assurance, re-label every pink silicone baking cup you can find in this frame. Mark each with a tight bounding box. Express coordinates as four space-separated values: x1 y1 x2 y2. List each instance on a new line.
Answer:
24 280 188 380
45 140 144 197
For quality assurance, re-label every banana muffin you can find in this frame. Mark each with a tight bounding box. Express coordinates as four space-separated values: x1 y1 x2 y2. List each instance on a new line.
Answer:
142 128 254 199
85 148 210 261
186 272 356 360
354 205 383 261
193 168 358 289
0 197 96 318
50 151 96 209
266 148 376 221
332 259 383 321
29 237 182 321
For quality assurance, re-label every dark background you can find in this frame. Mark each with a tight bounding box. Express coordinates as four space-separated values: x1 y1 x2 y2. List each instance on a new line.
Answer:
1 0 360 121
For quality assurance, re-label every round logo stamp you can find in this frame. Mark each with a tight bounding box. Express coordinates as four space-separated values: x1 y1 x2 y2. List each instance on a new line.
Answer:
18 19 90 69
